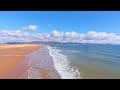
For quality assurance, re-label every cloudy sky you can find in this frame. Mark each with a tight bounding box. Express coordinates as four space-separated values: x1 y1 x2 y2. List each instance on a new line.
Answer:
0 11 120 44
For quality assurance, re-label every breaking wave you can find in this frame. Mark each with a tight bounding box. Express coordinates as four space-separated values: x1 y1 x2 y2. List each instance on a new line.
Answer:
47 46 81 79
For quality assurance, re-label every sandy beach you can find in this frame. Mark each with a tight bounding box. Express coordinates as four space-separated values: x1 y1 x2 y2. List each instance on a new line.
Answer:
0 44 43 79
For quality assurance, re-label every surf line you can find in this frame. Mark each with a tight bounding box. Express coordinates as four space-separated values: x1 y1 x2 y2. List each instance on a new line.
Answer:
47 46 81 79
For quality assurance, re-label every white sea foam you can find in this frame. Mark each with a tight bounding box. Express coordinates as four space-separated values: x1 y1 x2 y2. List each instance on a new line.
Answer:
26 46 60 79
26 45 81 79
47 46 81 79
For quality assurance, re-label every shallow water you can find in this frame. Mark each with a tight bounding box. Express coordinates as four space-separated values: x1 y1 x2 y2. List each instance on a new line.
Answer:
26 46 60 79
48 43 120 79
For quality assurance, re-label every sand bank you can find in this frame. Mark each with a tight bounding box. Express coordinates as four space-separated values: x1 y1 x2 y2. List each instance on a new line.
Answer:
0 44 43 79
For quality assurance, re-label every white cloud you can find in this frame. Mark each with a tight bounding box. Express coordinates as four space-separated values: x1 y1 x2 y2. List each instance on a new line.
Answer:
64 31 79 38
0 30 30 43
21 25 38 31
32 31 120 44
0 29 120 44
0 30 28 37
50 30 64 38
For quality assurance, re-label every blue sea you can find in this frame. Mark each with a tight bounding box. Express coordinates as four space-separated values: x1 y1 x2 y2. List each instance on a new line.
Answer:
47 43 120 79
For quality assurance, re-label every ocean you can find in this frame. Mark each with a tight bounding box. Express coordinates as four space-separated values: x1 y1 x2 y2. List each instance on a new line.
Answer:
27 43 120 79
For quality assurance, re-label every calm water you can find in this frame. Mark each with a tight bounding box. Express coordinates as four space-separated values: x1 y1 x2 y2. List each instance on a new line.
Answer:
48 43 120 79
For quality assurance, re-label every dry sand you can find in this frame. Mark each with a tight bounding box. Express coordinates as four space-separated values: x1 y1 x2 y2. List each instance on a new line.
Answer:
0 44 43 79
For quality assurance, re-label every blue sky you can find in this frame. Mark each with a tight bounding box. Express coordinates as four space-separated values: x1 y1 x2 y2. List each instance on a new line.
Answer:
0 11 120 44
0 11 120 34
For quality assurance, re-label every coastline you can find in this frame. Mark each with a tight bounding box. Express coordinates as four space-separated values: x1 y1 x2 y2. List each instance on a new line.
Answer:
47 46 81 79
0 44 81 79
0 44 61 79
26 45 61 79
0 44 42 79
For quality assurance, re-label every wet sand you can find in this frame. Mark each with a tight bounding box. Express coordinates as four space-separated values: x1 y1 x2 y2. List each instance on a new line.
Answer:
0 44 43 79
27 46 61 79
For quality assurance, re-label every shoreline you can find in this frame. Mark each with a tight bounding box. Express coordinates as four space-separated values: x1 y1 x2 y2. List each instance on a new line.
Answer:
26 45 61 79
47 46 81 79
0 44 81 79
0 44 61 79
0 44 43 79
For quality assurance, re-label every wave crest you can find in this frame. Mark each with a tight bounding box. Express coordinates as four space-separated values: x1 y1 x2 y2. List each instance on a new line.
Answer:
47 46 81 79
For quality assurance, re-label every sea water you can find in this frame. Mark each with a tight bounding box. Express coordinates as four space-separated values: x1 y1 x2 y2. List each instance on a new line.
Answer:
47 43 120 79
